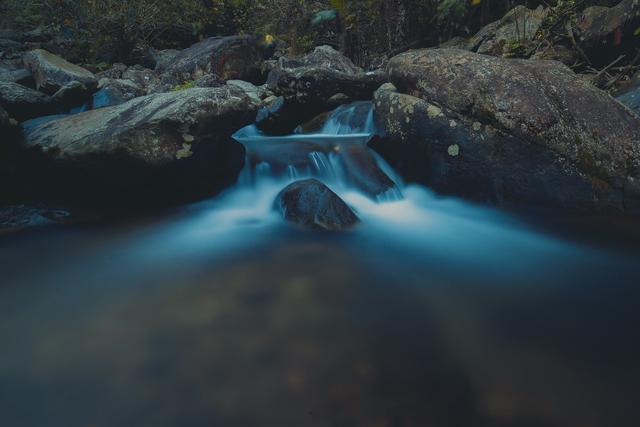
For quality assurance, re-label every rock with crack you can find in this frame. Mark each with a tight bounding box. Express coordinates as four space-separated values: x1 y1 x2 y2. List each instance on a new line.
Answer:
373 49 640 213
273 179 360 230
20 85 260 207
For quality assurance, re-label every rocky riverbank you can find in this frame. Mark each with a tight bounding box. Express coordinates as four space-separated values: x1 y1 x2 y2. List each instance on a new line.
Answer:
1 2 640 231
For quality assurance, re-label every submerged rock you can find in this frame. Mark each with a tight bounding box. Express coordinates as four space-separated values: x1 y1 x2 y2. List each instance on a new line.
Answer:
273 179 359 230
0 81 56 121
375 49 640 213
23 49 97 94
156 35 264 83
20 85 260 207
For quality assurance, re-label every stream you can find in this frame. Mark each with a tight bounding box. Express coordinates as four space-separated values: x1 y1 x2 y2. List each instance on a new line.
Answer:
1 102 639 427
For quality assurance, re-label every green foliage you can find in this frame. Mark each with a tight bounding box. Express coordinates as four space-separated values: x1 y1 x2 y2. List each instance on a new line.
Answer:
173 81 195 91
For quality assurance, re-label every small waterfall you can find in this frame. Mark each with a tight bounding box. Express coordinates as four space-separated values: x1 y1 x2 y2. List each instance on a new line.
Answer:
233 102 402 201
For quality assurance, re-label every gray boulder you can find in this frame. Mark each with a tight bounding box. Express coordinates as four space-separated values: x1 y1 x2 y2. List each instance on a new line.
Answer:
273 179 360 230
21 86 260 206
23 49 97 94
156 35 264 83
0 82 56 122
374 49 640 213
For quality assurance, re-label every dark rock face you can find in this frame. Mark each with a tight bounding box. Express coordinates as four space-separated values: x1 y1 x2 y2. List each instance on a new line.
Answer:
376 49 640 213
577 0 640 66
0 82 56 122
23 49 97 94
20 86 260 207
262 46 384 134
156 35 265 83
273 179 359 230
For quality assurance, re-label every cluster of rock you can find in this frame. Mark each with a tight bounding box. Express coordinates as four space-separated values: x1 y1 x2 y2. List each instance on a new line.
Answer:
0 34 277 213
372 48 640 213
442 0 640 69
2 1 640 230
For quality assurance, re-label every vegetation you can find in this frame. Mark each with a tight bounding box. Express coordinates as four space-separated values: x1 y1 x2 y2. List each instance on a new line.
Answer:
0 0 625 66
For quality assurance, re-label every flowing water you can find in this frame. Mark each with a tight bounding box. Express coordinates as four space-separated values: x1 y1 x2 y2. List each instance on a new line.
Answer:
1 103 640 427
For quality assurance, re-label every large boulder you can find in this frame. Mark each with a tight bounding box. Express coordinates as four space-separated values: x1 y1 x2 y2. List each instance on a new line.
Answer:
261 46 384 133
577 0 640 66
20 86 260 207
0 82 56 122
374 49 640 213
22 49 97 94
156 35 264 83
467 6 548 56
273 179 360 230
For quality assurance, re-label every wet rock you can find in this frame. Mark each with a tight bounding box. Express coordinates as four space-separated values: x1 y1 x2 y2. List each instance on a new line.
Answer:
327 92 351 107
156 35 264 83
577 0 640 66
23 49 97 94
21 85 260 207
376 49 640 213
0 81 56 122
263 46 384 133
273 179 359 230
